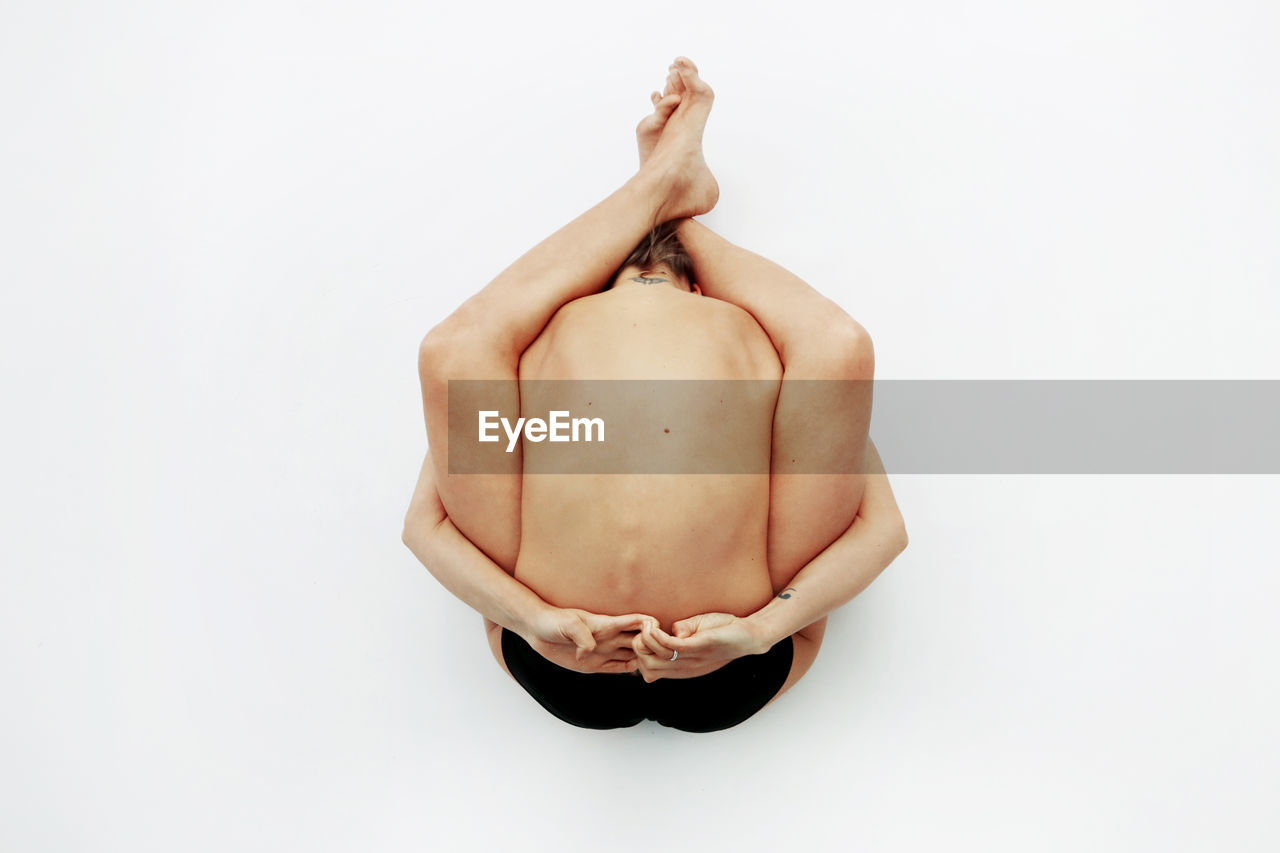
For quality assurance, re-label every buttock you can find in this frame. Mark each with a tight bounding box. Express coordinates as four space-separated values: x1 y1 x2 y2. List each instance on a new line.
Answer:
499 628 794 733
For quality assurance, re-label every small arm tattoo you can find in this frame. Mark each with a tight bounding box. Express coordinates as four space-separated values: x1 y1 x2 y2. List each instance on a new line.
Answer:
630 275 669 285
778 588 796 599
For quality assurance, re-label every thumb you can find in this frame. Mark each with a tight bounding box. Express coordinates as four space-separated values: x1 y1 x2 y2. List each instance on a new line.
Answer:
567 619 596 661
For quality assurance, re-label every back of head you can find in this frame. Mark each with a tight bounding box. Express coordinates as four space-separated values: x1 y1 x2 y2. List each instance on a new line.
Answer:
605 222 695 290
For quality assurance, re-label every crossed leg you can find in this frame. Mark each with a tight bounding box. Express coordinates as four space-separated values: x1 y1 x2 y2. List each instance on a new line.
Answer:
416 58 720 573
674 223 873 700
420 59 872 701
645 62 875 700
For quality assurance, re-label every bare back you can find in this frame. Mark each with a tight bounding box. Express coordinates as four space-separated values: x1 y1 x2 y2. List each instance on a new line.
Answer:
514 284 782 628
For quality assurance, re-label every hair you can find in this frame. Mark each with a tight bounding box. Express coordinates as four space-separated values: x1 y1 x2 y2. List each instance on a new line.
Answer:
604 221 696 291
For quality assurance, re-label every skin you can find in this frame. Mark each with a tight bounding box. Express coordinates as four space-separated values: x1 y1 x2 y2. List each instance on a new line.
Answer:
514 257 782 630
404 58 908 708
414 59 718 573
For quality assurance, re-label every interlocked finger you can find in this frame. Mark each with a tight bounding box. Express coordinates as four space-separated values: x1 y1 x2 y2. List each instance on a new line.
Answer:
595 613 655 636
638 622 679 660
597 657 639 674
599 633 640 656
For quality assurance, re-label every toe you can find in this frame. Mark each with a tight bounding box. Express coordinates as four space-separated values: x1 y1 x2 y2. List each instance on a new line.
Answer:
677 64 712 99
665 68 684 95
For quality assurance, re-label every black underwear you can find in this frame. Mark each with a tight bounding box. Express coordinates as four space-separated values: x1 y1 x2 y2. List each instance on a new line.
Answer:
500 628 794 733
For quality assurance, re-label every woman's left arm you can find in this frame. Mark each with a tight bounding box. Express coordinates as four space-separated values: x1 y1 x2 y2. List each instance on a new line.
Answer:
403 451 654 674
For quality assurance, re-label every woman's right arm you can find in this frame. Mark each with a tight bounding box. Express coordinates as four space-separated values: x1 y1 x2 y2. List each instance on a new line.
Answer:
635 439 907 675
740 438 908 646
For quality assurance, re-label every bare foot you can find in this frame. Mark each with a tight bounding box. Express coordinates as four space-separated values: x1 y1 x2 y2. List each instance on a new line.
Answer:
643 56 719 221
636 89 681 166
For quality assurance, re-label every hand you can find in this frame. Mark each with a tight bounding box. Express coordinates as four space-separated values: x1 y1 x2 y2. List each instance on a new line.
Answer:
632 613 769 682
524 606 658 675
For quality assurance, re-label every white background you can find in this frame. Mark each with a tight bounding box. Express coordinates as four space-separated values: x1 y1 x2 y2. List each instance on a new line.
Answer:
2 1 1277 851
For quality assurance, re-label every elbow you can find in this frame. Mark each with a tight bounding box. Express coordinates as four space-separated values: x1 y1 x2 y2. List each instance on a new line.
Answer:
892 521 909 557
880 508 908 558
403 503 449 560
401 517 422 554
401 508 435 555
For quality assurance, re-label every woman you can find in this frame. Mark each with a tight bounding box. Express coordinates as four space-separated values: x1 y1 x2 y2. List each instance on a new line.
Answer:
402 58 908 731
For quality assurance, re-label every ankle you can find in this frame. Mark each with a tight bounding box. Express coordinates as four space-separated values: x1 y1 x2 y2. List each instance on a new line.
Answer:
626 164 681 225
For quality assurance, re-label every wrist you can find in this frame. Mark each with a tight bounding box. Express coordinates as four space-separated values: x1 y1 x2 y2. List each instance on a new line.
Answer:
508 596 556 645
743 605 787 654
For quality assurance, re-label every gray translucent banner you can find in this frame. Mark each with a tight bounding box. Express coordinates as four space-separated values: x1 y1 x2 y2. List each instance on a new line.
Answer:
446 380 1279 474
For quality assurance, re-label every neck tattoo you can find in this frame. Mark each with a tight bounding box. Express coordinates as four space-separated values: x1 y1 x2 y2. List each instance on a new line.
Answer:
630 275 669 285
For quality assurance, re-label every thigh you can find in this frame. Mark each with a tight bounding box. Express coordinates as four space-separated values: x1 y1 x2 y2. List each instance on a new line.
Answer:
766 617 826 707
420 333 523 571
485 618 514 680
766 339 873 590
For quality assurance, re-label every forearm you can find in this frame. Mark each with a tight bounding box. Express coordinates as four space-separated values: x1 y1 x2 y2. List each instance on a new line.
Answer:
404 514 553 641
747 514 905 648
746 443 908 649
402 453 551 641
